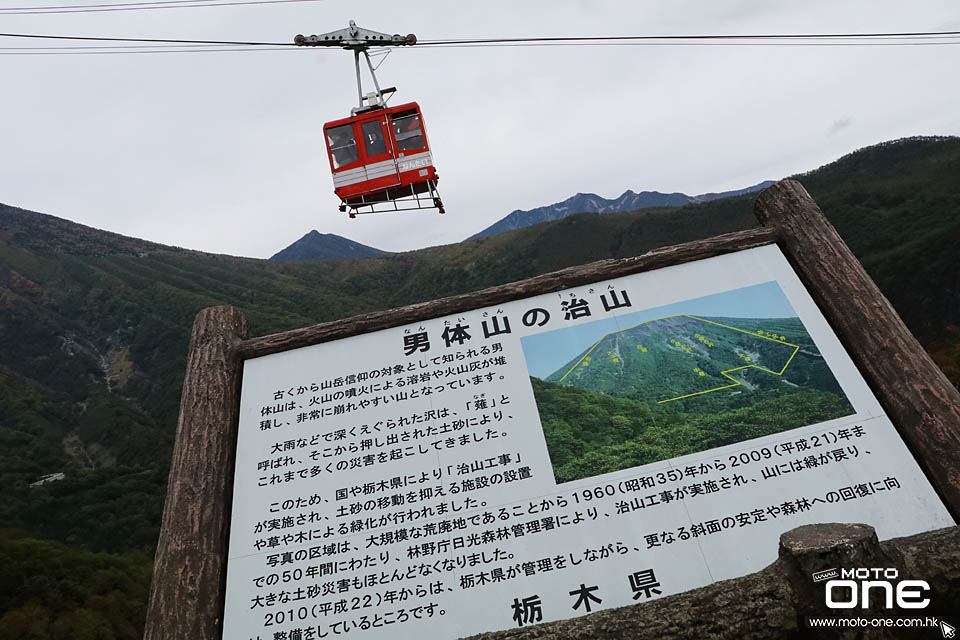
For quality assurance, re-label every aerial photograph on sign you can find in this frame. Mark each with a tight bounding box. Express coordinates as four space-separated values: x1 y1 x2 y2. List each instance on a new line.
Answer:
521 281 854 483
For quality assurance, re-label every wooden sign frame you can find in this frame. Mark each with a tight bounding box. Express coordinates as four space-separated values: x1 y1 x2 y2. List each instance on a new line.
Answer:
143 180 960 640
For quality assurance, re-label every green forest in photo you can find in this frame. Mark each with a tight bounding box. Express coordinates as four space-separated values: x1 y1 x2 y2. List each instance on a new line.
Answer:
533 379 852 483
531 314 854 483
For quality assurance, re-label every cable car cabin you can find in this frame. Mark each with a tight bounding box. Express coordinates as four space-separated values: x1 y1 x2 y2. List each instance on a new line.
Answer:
323 102 442 216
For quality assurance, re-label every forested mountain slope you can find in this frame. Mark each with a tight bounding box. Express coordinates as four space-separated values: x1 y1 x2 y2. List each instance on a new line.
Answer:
0 135 957 638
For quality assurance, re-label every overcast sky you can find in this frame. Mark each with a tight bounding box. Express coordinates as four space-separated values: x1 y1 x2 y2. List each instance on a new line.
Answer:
3 0 959 258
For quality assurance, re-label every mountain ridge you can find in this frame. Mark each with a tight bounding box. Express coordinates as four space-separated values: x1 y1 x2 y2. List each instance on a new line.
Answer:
466 180 776 240
268 181 776 260
0 203 186 257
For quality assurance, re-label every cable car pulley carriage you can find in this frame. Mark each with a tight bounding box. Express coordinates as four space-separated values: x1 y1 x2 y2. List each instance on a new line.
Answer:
295 22 444 217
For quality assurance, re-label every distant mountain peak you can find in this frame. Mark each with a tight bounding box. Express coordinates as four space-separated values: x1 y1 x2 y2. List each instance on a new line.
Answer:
270 230 389 261
466 181 775 240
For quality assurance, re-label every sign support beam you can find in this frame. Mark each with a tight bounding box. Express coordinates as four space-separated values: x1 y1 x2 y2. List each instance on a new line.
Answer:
755 179 960 519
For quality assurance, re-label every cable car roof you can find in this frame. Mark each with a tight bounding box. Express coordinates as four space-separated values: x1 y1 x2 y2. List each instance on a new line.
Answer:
323 101 421 129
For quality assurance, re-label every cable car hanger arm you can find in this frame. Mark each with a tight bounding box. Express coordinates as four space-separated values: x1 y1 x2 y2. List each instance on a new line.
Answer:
295 21 414 112
294 20 416 50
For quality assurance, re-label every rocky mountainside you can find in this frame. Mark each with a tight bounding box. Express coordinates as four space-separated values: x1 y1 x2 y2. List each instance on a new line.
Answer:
270 230 389 261
467 181 776 239
545 315 846 413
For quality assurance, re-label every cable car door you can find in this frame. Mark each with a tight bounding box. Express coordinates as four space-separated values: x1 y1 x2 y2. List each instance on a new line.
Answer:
360 116 401 191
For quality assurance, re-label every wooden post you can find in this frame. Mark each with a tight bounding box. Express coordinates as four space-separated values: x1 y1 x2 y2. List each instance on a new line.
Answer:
144 306 249 640
755 180 960 519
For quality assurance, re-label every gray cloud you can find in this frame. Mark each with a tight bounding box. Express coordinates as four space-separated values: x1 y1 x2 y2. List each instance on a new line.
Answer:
827 117 854 136
2 1 959 257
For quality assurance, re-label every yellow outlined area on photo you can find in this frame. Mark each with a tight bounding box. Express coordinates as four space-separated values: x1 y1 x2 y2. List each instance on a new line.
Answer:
555 314 800 404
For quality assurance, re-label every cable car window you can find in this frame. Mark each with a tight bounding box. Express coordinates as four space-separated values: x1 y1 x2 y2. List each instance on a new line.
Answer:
327 124 358 169
361 120 387 157
392 110 424 151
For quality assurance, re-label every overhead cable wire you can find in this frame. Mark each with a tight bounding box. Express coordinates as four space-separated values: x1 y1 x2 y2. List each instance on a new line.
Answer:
6 42 960 55
412 30 960 45
0 43 237 48
405 40 960 50
0 32 294 45
0 30 958 55
3 30 959 45
0 46 295 54
0 0 326 14
4 0 252 7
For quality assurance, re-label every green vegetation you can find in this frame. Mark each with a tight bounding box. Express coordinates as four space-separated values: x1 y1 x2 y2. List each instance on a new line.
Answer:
0 529 151 640
544 315 847 411
530 313 854 483
0 136 958 636
533 377 854 483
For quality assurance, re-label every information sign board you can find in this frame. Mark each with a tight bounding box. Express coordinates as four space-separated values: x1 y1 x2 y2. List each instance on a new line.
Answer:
222 244 952 639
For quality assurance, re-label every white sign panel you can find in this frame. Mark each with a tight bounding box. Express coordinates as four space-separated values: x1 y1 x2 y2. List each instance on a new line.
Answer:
223 245 952 639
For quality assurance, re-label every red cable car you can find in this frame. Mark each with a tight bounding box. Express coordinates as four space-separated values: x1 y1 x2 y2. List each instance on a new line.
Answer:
324 100 443 217
297 21 444 217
